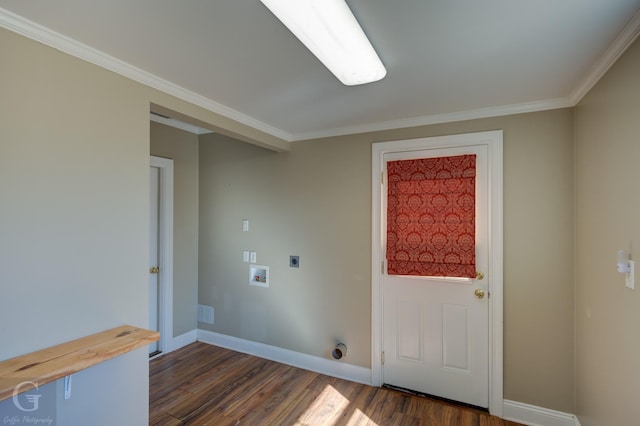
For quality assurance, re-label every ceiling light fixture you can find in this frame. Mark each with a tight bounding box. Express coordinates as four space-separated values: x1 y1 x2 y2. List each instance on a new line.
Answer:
260 0 387 86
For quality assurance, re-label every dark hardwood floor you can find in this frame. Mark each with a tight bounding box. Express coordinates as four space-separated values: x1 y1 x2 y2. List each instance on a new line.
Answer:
150 342 522 426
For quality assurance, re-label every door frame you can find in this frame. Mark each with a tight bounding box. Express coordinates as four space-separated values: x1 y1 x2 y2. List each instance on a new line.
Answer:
371 130 503 416
150 156 174 356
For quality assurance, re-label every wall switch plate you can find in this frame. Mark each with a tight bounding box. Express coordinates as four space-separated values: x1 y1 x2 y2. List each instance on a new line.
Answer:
242 219 249 232
626 260 635 290
243 251 250 263
250 251 257 263
290 255 300 268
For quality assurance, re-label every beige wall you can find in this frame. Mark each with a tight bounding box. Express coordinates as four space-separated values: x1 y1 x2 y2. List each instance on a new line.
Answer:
0 28 151 424
373 111 576 412
574 37 640 426
150 122 199 337
2 15 597 419
0 27 276 424
198 133 372 363
198 108 576 412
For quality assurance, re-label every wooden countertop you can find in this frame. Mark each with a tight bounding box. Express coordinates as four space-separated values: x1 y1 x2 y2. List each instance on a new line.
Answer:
0 325 159 401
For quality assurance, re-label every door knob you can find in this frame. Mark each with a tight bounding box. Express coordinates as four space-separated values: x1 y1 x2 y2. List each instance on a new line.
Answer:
150 267 159 274
474 288 485 299
475 271 484 280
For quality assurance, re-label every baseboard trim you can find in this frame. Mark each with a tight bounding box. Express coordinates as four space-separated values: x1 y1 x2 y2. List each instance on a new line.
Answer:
197 329 372 385
172 329 198 352
194 330 580 425
503 400 581 426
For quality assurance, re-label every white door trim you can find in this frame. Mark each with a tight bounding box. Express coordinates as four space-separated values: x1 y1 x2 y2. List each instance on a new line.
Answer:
371 131 503 416
150 155 174 355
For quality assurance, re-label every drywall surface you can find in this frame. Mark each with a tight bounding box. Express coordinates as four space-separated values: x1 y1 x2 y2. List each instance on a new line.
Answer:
0 28 150 425
574 37 640 426
198 107 575 412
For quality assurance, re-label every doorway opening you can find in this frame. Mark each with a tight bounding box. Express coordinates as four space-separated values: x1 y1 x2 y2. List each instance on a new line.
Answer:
150 155 174 358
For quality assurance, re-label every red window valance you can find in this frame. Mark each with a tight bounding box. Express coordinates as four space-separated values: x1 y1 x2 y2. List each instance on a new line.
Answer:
386 154 476 278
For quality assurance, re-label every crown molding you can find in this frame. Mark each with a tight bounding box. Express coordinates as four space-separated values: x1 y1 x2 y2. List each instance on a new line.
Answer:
293 8 640 143
0 7 294 142
569 8 640 105
292 97 572 141
1 6 638 143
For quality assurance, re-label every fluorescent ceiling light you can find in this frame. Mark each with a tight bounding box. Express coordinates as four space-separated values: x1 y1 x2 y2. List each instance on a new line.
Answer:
260 0 387 86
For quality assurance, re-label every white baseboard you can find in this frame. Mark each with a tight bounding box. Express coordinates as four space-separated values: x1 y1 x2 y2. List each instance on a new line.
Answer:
503 400 581 426
172 329 198 351
194 330 579 426
196 329 372 385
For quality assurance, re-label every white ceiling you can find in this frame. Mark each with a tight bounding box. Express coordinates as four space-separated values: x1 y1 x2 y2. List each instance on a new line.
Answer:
1 0 639 142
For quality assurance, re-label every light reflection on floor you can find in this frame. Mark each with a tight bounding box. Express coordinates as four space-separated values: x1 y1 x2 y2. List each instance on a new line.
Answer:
295 384 378 426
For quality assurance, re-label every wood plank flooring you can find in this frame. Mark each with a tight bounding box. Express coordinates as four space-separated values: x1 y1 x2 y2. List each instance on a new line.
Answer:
150 342 522 426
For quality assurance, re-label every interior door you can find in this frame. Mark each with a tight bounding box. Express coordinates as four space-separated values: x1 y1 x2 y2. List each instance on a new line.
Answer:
382 144 489 408
149 165 160 355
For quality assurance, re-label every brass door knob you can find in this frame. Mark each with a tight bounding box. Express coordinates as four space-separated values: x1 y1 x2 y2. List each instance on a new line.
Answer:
475 271 484 280
150 267 159 274
474 288 485 299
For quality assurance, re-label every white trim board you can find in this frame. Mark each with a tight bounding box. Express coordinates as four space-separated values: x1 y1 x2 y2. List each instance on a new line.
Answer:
503 400 581 426
150 156 174 357
195 329 579 425
371 131 504 417
196 330 371 386
568 8 640 105
172 329 198 352
150 113 213 135
294 98 571 141
1 6 639 142
0 7 291 143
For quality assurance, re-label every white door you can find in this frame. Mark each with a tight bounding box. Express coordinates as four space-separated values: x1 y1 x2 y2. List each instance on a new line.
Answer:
382 144 489 408
149 165 160 355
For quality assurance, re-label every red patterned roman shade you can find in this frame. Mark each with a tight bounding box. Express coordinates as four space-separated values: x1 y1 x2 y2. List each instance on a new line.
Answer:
386 155 476 278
